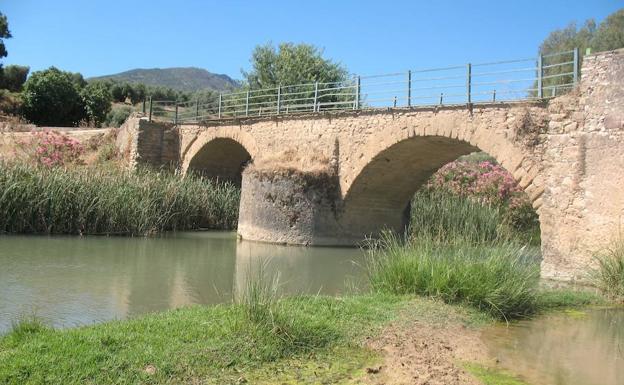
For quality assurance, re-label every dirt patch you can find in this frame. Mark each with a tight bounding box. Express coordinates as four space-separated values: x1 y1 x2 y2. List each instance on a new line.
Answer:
362 321 487 385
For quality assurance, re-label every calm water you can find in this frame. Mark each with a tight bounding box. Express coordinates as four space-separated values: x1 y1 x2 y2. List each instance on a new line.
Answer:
0 232 366 332
483 307 624 385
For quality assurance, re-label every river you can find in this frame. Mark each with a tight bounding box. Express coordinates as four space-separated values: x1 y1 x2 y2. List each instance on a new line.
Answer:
0 231 365 332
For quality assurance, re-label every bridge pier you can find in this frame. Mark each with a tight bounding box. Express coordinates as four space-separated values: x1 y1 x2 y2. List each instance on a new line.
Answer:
237 168 353 245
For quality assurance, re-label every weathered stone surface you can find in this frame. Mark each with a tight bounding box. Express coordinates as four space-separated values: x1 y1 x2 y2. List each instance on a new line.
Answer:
123 48 624 281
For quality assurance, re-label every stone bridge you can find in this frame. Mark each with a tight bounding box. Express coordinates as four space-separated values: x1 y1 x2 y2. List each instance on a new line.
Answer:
118 49 624 280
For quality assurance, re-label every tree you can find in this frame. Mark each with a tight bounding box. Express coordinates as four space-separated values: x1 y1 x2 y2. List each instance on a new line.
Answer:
0 64 29 91
591 9 624 52
0 11 11 61
537 8 624 96
21 67 86 126
243 42 348 89
81 82 112 126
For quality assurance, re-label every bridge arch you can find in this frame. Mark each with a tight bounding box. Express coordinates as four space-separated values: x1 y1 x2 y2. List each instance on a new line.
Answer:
181 129 258 186
339 115 544 238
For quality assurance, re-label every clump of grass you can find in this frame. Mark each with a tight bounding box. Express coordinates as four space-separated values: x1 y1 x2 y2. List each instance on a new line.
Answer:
410 189 510 244
3 315 49 345
592 238 624 302
234 262 341 360
366 232 541 320
0 162 240 235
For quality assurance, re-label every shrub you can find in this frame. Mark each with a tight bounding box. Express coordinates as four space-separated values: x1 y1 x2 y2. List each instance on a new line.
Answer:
20 67 86 126
81 82 112 126
105 105 132 127
592 239 624 302
366 232 541 320
16 130 84 167
425 157 539 239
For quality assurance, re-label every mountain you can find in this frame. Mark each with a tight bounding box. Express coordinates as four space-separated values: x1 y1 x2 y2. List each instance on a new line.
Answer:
89 67 240 92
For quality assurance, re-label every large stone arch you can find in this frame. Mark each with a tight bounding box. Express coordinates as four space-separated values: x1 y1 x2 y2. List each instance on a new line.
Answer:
338 107 545 239
181 129 259 186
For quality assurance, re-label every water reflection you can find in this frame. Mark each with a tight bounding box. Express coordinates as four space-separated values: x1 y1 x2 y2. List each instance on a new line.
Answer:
0 232 365 332
483 308 624 385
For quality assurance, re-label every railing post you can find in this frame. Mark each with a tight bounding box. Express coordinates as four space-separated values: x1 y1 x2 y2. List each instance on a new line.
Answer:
218 93 222 119
354 76 361 110
407 70 412 107
466 63 472 104
537 54 543 98
245 90 249 117
148 96 153 122
313 82 319 112
276 86 281 114
142 99 146 114
573 47 579 86
174 102 178 125
439 93 443 105
492 90 496 103
195 99 199 122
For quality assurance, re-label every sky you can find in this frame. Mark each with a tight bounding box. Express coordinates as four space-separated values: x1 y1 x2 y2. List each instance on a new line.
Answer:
2 1 622 80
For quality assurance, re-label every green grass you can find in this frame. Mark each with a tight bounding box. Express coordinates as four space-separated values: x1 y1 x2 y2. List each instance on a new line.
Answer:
0 294 423 385
366 232 542 320
464 363 532 385
0 162 240 235
410 189 510 244
592 238 624 302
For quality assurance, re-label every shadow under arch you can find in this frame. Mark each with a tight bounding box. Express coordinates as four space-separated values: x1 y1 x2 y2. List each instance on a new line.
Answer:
339 134 538 240
187 137 252 186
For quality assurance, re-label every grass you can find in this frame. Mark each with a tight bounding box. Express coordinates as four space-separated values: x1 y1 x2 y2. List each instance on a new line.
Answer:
464 363 532 385
366 232 541 320
0 162 240 235
592 238 624 302
0 294 416 385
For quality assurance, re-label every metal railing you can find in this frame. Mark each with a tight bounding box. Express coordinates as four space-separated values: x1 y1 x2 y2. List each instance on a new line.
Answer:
145 48 579 124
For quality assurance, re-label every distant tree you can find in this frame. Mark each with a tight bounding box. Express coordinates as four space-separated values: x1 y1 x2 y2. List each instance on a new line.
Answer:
243 42 348 89
0 11 11 61
0 64 29 91
21 67 86 126
81 82 112 126
537 8 624 96
591 9 624 52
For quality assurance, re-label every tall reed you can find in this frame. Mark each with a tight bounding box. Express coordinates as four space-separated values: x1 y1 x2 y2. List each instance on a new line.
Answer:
0 163 240 235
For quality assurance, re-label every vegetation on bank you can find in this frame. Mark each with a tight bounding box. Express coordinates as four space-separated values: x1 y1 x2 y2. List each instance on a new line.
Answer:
0 162 240 235
592 238 624 302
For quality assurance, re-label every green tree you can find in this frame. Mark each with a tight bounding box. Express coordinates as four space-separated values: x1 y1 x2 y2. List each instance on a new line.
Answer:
591 9 624 52
0 64 29 91
21 67 86 126
243 42 347 89
0 11 11 61
81 82 112 126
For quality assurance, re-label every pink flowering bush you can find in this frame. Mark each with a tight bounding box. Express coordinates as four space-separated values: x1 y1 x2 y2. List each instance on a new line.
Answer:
427 159 539 233
18 130 84 167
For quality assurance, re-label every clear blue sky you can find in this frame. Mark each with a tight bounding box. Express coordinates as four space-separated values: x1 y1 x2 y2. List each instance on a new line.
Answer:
2 1 621 79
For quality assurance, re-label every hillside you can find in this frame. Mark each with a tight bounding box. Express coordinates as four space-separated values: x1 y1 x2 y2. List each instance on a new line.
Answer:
89 67 239 92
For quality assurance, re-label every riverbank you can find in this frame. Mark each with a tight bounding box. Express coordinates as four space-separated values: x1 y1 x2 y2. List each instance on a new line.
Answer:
0 290 601 385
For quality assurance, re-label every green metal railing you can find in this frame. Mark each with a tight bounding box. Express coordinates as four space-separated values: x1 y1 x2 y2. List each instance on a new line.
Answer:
147 48 579 124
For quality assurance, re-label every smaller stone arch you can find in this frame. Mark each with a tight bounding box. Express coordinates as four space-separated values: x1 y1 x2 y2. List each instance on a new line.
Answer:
181 129 258 186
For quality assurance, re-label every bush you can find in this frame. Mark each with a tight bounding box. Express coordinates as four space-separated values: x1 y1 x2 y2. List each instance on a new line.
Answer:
105 105 132 127
20 67 86 126
425 157 539 239
366 232 541 320
16 130 84 167
592 239 624 302
81 82 112 126
0 64 29 92
0 163 240 235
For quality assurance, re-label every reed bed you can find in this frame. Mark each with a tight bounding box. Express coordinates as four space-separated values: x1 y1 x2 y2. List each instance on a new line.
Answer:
0 163 240 235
